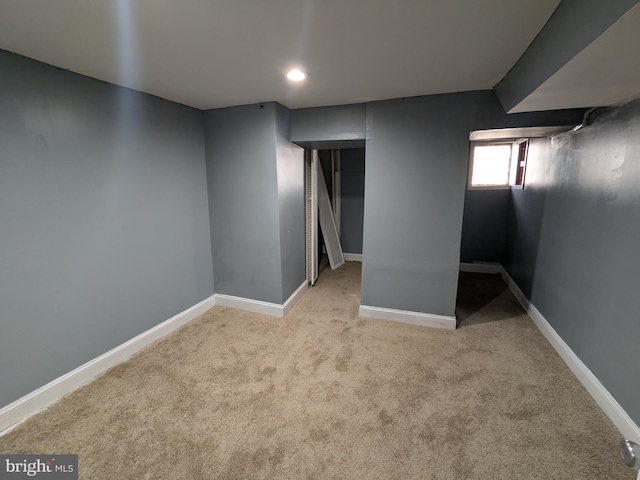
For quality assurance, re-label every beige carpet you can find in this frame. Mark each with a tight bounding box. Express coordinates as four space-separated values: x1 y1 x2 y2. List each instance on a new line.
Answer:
0 263 632 479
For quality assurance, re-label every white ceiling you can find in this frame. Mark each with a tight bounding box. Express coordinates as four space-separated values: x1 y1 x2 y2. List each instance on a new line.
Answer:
0 0 566 110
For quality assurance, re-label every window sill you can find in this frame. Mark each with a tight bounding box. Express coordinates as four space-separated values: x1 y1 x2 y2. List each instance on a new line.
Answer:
467 185 511 191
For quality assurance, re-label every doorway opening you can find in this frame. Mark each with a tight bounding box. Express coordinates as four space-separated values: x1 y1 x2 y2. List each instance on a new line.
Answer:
305 147 365 286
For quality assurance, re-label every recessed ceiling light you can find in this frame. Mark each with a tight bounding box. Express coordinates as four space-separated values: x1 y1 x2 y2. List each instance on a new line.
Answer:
286 69 306 81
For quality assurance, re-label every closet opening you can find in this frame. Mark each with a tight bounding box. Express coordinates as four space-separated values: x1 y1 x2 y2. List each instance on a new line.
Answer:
304 147 365 286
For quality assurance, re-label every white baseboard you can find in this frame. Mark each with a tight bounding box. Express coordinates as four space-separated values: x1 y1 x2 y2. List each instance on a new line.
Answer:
0 294 217 436
215 280 308 318
359 305 456 330
215 294 282 317
500 267 640 444
343 253 363 262
459 262 502 274
283 281 308 316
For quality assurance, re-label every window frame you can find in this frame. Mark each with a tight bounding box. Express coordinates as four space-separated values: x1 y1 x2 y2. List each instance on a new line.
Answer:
511 139 529 190
467 141 514 191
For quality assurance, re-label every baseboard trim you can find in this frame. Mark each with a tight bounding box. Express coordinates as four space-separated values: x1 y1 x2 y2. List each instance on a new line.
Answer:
215 281 308 318
500 267 640 444
459 262 502 274
283 281 308 316
359 305 456 330
214 293 283 317
0 294 217 436
343 253 363 262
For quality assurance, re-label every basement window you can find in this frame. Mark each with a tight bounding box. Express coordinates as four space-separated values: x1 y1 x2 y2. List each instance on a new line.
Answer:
468 140 529 190
468 143 512 189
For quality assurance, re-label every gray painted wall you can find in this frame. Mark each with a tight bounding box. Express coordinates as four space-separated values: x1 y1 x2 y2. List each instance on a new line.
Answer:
275 104 306 301
204 103 284 304
0 50 214 408
504 100 640 425
361 91 584 317
504 139 551 298
362 96 470 316
291 104 366 147
340 148 365 255
460 190 510 263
